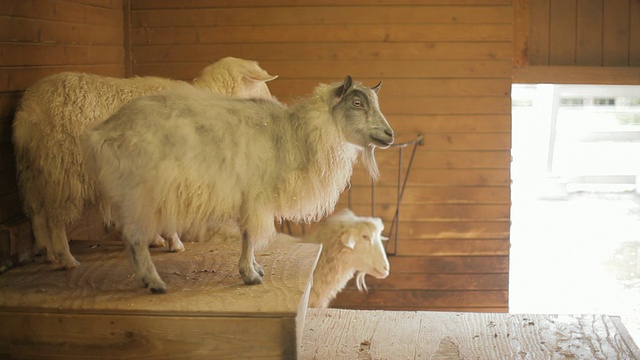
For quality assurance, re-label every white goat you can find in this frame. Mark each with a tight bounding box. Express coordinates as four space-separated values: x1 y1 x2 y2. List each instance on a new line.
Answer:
12 57 277 269
84 76 394 293
280 209 390 309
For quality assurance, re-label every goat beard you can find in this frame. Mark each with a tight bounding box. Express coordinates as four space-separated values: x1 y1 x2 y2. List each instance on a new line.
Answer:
355 271 368 293
362 146 380 180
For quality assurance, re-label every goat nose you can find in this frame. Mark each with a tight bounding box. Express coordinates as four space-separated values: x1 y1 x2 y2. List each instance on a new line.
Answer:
385 129 394 138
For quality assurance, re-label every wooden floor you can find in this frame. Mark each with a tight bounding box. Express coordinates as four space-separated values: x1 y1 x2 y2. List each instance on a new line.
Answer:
0 238 320 359
301 308 640 359
2 238 639 359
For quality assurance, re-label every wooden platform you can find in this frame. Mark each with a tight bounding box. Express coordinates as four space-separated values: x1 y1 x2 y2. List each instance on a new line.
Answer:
301 308 640 359
0 238 321 359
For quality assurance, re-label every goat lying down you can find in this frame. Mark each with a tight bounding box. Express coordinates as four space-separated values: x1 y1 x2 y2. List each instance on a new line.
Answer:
12 57 277 269
84 76 394 293
279 209 390 308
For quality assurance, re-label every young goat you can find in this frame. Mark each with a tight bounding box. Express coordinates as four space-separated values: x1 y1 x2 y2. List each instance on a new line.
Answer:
281 209 390 308
13 57 277 269
84 76 394 293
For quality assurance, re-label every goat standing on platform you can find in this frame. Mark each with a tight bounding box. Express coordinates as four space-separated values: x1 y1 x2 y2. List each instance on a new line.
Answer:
13 57 277 269
84 76 394 293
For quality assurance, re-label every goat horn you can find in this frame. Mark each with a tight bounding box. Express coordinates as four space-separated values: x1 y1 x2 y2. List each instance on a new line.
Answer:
370 81 382 93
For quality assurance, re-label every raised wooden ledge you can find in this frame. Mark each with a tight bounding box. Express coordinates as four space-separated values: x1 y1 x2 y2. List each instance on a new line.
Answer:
300 308 640 359
0 239 321 359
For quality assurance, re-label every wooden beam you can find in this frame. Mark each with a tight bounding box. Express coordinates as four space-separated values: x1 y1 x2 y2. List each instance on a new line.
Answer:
513 66 640 85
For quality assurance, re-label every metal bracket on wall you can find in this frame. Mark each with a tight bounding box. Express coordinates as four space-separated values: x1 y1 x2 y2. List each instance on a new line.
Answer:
279 133 425 256
347 133 424 256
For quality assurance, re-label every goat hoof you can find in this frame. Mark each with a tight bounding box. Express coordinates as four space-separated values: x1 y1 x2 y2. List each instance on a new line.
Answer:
243 273 263 285
168 240 185 252
150 286 167 294
143 279 167 293
255 263 265 277
60 257 80 270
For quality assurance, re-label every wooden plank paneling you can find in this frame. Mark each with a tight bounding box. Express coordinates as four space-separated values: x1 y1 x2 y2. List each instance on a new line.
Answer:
132 24 512 44
132 0 513 8
389 255 509 274
0 16 124 45
527 0 639 69
130 42 512 63
131 6 513 27
576 0 603 66
3 0 123 26
134 60 513 82
631 0 640 66
0 0 125 245
513 66 640 85
528 0 549 65
1 44 124 67
549 0 577 65
332 289 508 309
603 0 631 66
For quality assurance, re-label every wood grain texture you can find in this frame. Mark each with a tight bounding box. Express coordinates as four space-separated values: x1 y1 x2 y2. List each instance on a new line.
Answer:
300 309 640 359
528 0 638 68
549 0 577 65
0 0 125 233
0 239 320 359
513 65 640 85
576 0 603 66
127 1 515 314
603 0 630 66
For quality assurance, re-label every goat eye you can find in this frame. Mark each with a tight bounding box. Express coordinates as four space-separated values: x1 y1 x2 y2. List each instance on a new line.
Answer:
352 99 362 107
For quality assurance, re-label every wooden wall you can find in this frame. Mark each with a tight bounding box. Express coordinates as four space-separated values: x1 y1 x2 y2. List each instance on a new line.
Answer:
514 0 640 84
0 0 125 267
529 0 640 67
128 0 513 312
1 0 514 312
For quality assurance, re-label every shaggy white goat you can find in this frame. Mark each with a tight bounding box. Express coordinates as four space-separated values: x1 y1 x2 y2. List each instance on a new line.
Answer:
84 76 394 293
12 57 277 269
280 209 390 309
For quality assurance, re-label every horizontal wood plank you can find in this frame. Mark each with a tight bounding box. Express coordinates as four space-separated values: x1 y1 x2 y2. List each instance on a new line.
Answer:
301 310 640 359
269 79 512 98
131 24 512 44
362 273 509 290
133 60 514 79
1 44 124 67
389 255 509 274
0 65 126 92
513 65 640 85
133 0 513 9
335 203 511 221
132 42 513 63
2 0 123 25
0 16 124 46
332 289 508 308
349 168 511 187
344 186 510 205
396 238 510 256
131 6 513 27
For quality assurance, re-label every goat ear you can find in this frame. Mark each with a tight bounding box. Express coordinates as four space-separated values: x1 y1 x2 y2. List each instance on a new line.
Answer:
242 72 278 82
370 81 382 93
380 235 390 243
334 76 353 98
341 233 356 250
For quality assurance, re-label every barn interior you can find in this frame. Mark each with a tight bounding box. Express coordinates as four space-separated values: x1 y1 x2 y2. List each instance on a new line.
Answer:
1 1 639 358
